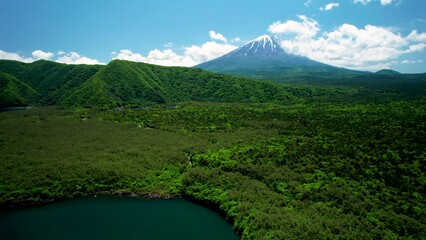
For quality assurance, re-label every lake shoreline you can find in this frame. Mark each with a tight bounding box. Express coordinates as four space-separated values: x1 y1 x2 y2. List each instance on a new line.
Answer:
0 194 239 240
0 106 33 112
182 193 240 235
1 190 240 237
0 190 176 209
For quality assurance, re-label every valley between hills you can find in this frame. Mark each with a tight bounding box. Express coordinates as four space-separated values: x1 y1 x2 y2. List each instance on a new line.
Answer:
0 36 425 239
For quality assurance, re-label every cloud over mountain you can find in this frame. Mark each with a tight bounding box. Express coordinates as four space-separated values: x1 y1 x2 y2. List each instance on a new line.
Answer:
268 15 426 71
56 52 103 65
0 30 237 67
0 50 33 63
0 50 103 65
32 50 54 60
112 31 237 67
113 49 195 67
268 15 319 39
184 41 237 63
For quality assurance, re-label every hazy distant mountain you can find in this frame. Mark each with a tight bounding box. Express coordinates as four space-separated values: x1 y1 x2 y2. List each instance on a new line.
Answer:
375 69 401 75
195 35 364 82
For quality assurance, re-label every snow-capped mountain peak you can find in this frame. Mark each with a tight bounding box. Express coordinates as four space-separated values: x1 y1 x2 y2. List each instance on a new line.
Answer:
228 35 285 57
251 35 277 47
195 34 331 73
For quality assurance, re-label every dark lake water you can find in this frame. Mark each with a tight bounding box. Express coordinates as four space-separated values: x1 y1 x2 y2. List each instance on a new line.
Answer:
0 106 31 112
0 196 238 240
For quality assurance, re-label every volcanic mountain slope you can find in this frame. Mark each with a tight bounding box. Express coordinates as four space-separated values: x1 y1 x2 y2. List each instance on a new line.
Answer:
197 35 326 68
195 35 363 82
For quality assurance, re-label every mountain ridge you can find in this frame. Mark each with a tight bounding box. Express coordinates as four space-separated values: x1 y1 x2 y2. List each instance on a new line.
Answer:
0 58 424 108
0 59 103 104
0 59 293 107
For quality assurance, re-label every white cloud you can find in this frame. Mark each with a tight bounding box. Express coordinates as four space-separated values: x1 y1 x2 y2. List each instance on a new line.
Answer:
32 50 54 60
320 3 340 11
354 0 393 5
113 41 237 67
354 0 371 4
148 49 195 66
304 0 312 7
114 49 196 67
113 49 145 62
405 43 426 53
184 41 237 63
231 37 241 43
163 42 173 48
0 49 103 65
56 52 103 65
112 31 238 67
209 30 227 42
0 50 33 62
268 16 426 71
401 59 423 64
380 0 393 5
268 15 319 39
407 30 426 42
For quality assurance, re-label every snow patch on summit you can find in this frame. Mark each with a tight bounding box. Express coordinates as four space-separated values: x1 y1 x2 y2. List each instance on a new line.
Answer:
253 35 274 47
228 35 285 57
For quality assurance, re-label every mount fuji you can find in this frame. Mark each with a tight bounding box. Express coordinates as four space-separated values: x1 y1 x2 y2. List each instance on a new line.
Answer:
195 35 360 82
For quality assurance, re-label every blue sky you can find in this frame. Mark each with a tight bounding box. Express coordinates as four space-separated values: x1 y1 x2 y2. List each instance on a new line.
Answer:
1 0 425 73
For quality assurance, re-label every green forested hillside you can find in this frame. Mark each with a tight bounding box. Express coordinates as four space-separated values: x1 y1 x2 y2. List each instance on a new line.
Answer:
61 60 172 107
1 59 424 108
0 60 102 105
0 72 39 106
0 60 293 107
62 60 293 107
0 60 103 94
